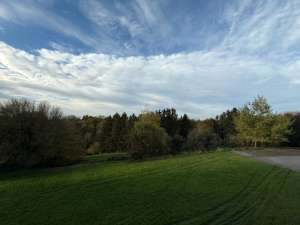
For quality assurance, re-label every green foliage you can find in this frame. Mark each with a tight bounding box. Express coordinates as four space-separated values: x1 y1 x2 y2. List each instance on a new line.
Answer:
158 109 193 153
235 96 292 147
178 114 193 139
86 142 100 155
139 111 161 126
72 109 191 155
186 121 220 151
128 113 138 127
0 99 83 168
158 108 178 137
251 95 272 116
1 95 298 167
270 114 293 145
111 113 125 151
96 113 133 153
216 108 239 146
234 105 256 146
70 115 104 155
97 116 114 153
286 113 300 146
129 120 170 159
170 134 184 154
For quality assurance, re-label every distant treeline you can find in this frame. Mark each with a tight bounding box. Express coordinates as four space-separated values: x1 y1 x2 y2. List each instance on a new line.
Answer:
1 96 300 168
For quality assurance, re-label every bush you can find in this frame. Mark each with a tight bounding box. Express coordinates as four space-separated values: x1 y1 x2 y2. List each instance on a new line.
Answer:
129 121 170 159
0 99 83 169
86 142 100 155
170 134 184 154
186 124 220 151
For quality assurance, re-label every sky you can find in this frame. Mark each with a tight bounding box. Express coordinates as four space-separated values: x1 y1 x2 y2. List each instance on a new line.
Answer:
0 0 300 118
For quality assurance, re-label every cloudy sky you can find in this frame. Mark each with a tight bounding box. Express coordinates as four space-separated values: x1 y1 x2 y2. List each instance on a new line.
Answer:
0 0 300 118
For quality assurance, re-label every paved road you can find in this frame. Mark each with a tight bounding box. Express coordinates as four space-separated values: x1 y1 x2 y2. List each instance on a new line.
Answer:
234 150 300 172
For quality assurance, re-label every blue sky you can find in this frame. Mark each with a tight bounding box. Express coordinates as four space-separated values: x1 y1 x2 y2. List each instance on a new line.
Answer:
0 0 300 118
0 0 230 55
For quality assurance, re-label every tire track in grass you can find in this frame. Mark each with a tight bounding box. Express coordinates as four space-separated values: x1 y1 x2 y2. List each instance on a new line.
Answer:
200 167 278 225
3 153 221 196
250 169 291 225
126 156 224 225
212 167 282 225
170 174 256 225
2 156 219 225
22 156 216 200
97 155 222 225
170 164 277 225
145 155 231 225
2 153 252 225
242 169 288 225
214 168 291 225
268 169 291 225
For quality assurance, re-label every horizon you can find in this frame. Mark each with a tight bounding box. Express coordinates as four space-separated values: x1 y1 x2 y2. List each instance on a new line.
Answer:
1 0 300 118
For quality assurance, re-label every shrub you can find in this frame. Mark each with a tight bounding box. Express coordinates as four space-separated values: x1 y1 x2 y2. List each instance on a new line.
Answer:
129 121 170 159
186 124 220 151
0 99 83 169
170 134 184 154
86 142 100 155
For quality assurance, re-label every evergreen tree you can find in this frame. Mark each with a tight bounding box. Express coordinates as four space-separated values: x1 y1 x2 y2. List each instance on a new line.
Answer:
111 113 122 151
178 114 192 139
216 108 239 146
128 114 138 128
119 112 129 151
158 108 178 137
286 113 300 147
98 116 113 152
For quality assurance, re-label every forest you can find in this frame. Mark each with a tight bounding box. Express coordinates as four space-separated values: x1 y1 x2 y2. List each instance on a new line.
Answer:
0 96 299 169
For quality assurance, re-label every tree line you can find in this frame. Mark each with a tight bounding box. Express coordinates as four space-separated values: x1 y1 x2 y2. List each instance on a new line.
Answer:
1 96 299 169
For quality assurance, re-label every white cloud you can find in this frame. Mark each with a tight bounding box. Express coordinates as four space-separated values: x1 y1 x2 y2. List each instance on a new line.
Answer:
0 41 299 118
1 1 300 117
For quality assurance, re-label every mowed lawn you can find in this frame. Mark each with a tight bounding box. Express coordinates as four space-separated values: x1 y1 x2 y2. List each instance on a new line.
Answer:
1 151 300 225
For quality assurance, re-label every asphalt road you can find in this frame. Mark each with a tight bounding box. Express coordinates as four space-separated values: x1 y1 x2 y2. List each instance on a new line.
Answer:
234 149 300 172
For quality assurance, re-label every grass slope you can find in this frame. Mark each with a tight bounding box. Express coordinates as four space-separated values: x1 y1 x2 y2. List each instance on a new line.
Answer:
1 151 300 225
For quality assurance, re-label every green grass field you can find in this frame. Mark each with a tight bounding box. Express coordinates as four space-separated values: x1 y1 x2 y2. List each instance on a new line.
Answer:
1 151 300 225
